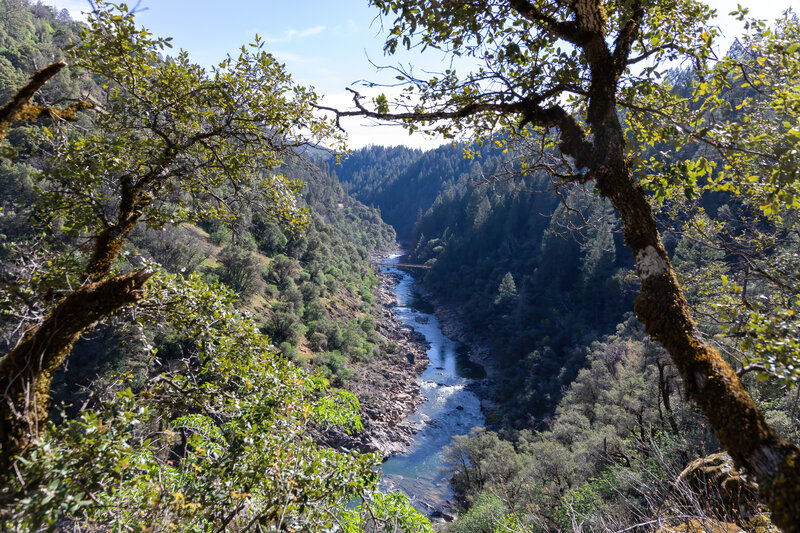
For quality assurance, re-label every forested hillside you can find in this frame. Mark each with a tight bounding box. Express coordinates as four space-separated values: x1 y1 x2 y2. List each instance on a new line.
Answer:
47 154 404 417
338 142 636 422
413 174 638 423
0 2 430 530
3 0 800 531
337 144 476 241
335 1 800 530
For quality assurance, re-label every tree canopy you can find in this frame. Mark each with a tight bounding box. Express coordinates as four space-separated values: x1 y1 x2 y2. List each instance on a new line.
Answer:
0 0 344 459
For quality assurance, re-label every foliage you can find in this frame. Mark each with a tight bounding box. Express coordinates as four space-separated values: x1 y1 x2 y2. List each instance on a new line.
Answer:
364 0 715 146
339 144 634 422
39 0 335 240
623 13 800 387
216 244 262 296
442 317 725 531
1 272 409 531
342 492 435 533
493 272 517 307
447 493 507 533
693 14 800 385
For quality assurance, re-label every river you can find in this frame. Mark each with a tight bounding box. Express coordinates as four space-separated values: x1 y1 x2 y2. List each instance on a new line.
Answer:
378 253 486 514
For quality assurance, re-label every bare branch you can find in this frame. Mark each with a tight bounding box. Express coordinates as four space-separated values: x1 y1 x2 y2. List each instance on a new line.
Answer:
737 364 769 378
507 0 587 45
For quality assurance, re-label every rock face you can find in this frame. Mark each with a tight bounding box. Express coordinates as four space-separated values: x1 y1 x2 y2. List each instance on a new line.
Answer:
321 269 429 456
675 452 761 525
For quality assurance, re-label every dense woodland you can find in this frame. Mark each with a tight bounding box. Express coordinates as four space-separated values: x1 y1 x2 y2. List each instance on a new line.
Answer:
341 145 635 423
338 1 800 530
339 126 800 531
1 0 800 532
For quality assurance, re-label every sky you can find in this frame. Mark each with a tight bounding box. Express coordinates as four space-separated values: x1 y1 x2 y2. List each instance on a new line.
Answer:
47 0 794 150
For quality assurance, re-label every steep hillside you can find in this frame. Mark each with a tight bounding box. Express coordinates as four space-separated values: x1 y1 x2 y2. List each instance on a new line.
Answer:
336 143 476 241
45 154 432 453
0 0 423 457
339 141 636 424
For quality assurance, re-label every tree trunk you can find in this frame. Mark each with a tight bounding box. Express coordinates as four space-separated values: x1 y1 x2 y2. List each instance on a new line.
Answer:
0 270 152 471
575 8 800 526
593 144 800 531
0 61 146 475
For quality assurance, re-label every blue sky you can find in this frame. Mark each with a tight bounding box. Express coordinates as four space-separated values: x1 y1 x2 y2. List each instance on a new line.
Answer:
49 0 793 149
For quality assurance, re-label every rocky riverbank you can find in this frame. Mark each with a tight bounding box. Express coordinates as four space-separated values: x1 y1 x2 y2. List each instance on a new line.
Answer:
323 268 430 456
375 263 486 523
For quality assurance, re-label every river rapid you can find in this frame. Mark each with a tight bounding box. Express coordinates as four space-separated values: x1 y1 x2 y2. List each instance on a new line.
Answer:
378 253 486 515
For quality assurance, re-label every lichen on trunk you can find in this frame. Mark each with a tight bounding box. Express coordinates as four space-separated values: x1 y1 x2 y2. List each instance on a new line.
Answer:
0 270 152 471
598 155 800 532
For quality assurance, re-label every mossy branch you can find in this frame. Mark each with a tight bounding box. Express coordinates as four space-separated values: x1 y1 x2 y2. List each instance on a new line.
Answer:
0 270 153 471
0 61 94 141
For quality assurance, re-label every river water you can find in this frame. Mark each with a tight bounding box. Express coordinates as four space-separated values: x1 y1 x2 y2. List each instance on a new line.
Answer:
378 254 486 514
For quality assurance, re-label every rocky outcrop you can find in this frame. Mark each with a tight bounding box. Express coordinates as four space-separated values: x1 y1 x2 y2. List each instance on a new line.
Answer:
675 452 762 526
322 270 429 456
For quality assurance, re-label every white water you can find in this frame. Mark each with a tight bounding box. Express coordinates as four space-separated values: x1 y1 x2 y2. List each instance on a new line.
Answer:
378 254 486 514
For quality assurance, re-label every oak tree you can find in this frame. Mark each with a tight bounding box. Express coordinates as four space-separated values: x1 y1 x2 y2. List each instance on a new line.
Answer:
334 0 800 528
0 4 436 531
0 0 340 466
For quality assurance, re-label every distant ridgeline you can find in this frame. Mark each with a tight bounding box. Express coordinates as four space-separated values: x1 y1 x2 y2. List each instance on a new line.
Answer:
338 144 636 426
336 144 475 242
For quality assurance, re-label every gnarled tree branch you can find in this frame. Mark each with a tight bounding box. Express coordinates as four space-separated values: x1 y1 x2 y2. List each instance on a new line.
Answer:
0 62 65 140
0 61 94 141
612 0 644 75
507 0 587 45
0 269 154 469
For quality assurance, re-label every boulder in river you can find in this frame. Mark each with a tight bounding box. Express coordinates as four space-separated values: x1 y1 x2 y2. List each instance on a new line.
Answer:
430 509 457 522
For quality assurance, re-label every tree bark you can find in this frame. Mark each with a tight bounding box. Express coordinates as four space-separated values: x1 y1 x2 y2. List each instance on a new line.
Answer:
569 2 800 528
0 62 65 141
656 359 679 434
608 171 800 531
0 270 152 470
0 67 149 470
